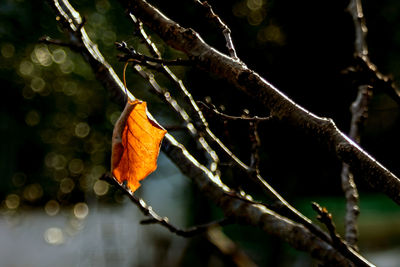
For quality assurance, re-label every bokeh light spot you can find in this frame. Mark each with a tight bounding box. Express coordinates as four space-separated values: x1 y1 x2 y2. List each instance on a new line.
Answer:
59 59 74 73
25 110 41 126
90 12 106 27
68 158 84 174
56 129 71 144
96 0 111 13
91 165 106 179
247 0 264 11
62 81 77 96
45 200 60 216
248 10 264 25
12 173 26 187
34 45 52 67
52 48 66 64
44 227 64 245
75 122 90 138
5 194 20 209
109 111 121 125
1 43 15 58
60 178 75 194
53 154 67 170
31 77 46 92
23 184 43 202
19 60 34 76
22 87 35 99
73 202 89 220
93 180 109 196
232 1 249 18
45 152 56 168
52 112 69 128
53 169 68 181
257 24 285 45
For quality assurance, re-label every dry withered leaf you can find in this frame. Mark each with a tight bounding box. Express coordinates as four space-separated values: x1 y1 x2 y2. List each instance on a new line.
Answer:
111 100 167 192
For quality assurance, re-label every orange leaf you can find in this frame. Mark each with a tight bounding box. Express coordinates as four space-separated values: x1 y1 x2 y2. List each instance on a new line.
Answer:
111 100 167 192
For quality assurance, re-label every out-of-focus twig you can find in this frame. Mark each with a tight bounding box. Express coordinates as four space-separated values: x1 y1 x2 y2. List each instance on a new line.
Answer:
340 84 371 249
207 226 258 267
249 121 261 172
342 0 375 250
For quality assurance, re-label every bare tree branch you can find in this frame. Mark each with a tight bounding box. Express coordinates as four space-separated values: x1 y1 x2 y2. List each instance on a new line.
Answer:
44 0 375 265
120 0 400 207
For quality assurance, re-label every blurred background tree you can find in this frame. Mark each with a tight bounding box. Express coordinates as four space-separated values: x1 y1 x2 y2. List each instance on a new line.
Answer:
1 0 400 266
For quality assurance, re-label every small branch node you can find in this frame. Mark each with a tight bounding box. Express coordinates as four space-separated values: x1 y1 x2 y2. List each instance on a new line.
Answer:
198 101 271 122
311 202 342 246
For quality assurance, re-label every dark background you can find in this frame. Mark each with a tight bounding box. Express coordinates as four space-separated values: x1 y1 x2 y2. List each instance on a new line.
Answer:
1 0 400 266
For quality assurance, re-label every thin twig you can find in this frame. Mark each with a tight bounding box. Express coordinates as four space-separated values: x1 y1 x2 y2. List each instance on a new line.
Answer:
206 226 258 267
101 173 231 237
140 217 231 237
116 41 191 66
312 202 343 247
344 56 400 106
346 0 399 107
194 0 238 59
342 0 373 250
198 101 272 121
